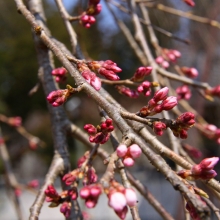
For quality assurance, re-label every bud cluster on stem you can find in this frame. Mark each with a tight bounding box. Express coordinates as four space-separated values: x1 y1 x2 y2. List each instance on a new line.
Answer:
171 112 195 139
176 85 191 100
139 87 178 117
116 144 142 167
155 48 181 69
178 157 219 180
47 85 76 107
51 67 67 83
106 181 138 219
79 0 102 28
84 119 114 144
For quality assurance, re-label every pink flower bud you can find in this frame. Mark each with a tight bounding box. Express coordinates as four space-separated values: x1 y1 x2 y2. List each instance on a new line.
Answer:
137 81 151 97
60 202 71 218
80 187 90 199
84 124 97 135
161 96 178 110
206 85 220 98
176 85 191 100
123 157 135 167
47 89 69 107
116 85 139 98
199 157 219 170
161 61 170 69
129 144 142 158
153 121 167 136
153 87 169 102
116 144 128 157
181 67 198 78
155 56 164 64
62 173 76 185
109 192 127 211
90 185 102 197
172 50 181 58
28 179 39 188
131 66 152 82
184 0 195 7
82 70 101 90
125 188 137 207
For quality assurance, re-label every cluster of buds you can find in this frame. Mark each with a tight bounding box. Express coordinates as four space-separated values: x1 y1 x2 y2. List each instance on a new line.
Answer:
80 0 102 28
116 85 139 98
139 87 178 117
171 112 195 139
80 184 102 208
116 144 142 167
178 157 219 180
87 60 122 80
107 181 138 219
176 85 191 100
180 67 198 78
183 0 195 7
155 49 181 69
51 67 67 83
182 143 202 159
47 85 76 107
137 81 159 97
202 124 220 144
84 119 114 144
152 121 167 136
205 85 220 98
130 66 152 82
63 152 98 186
45 185 78 218
8 116 22 127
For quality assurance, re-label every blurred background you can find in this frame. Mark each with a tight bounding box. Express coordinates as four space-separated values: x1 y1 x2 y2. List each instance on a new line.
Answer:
1 0 220 219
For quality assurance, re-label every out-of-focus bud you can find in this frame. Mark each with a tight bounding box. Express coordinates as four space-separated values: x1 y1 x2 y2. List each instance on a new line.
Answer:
137 81 151 97
60 202 71 218
28 179 39 188
116 86 139 98
182 144 202 159
205 85 220 98
176 85 191 100
8 117 22 127
181 67 198 78
183 0 195 7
